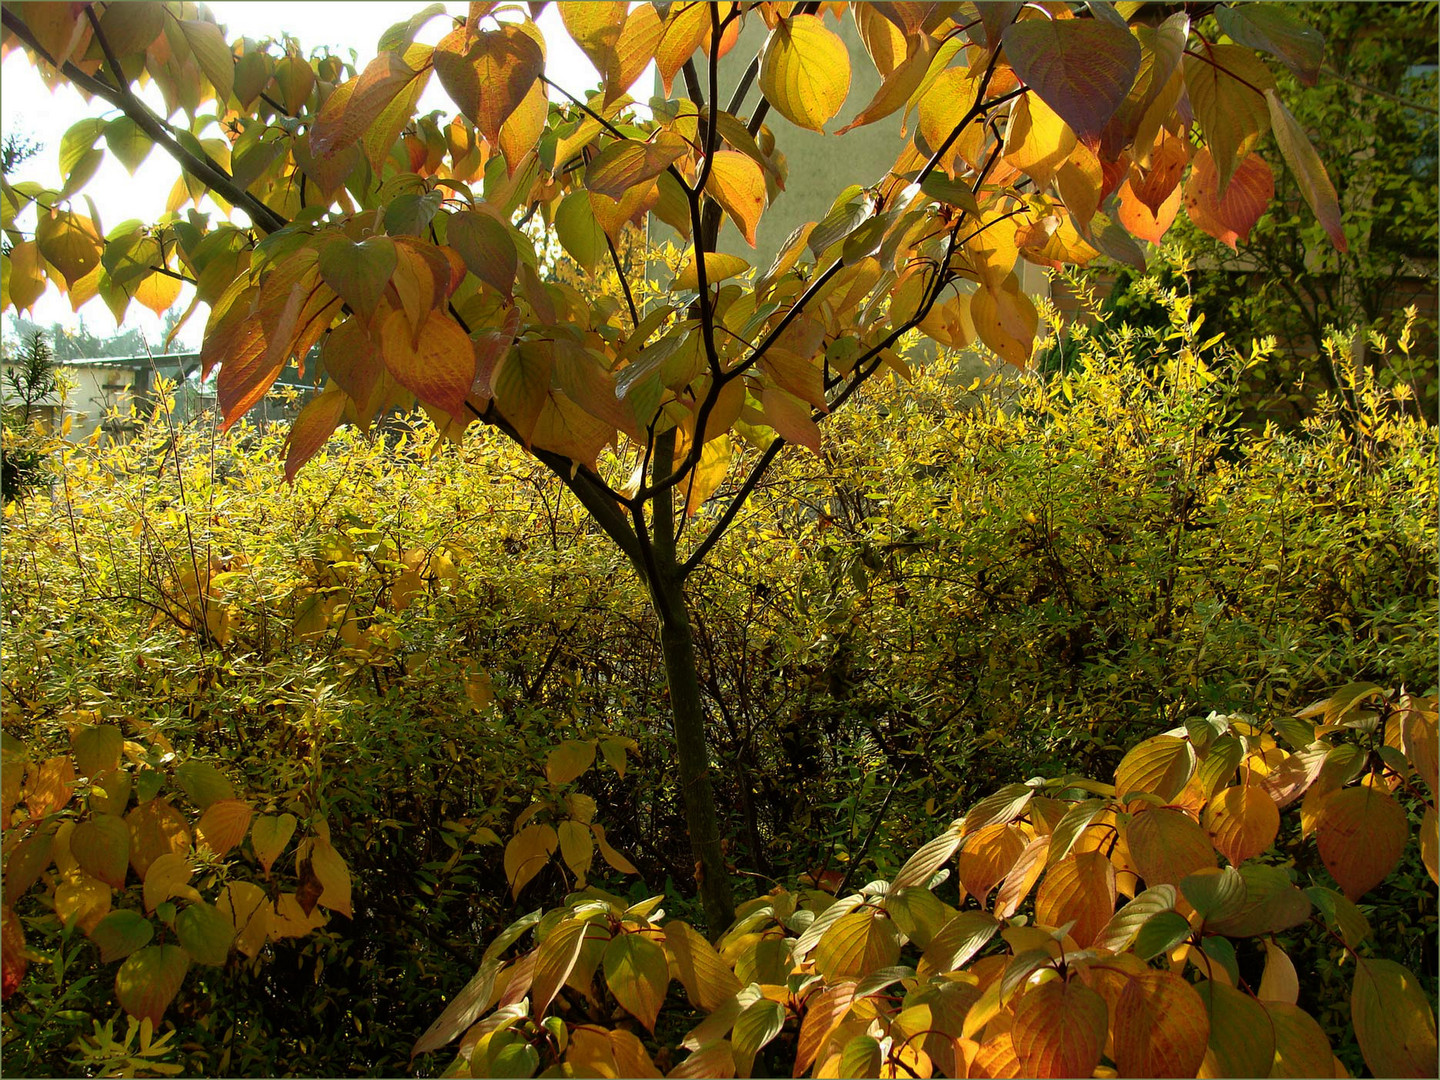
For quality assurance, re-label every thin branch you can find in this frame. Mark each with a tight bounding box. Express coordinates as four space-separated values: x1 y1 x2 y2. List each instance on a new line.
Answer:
604 231 639 328
2 7 288 234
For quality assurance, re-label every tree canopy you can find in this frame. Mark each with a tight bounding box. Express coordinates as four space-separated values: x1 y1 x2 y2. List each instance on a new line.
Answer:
0 0 1351 933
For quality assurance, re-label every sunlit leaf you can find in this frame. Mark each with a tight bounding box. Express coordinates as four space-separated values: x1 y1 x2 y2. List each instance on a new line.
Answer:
759 15 851 133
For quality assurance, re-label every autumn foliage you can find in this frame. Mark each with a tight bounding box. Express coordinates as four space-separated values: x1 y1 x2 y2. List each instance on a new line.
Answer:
419 686 1439 1079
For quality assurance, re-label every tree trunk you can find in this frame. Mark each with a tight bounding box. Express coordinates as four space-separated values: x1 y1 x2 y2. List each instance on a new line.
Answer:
646 426 735 937
652 572 736 937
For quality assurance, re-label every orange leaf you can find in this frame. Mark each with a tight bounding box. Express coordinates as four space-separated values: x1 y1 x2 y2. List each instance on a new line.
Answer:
1011 979 1108 1079
1034 850 1116 948
1316 784 1408 901
705 151 766 248
433 24 545 144
379 308 476 419
1203 784 1281 866
957 823 1028 908
1125 807 1216 887
284 387 347 482
1184 148 1274 251
1112 969 1210 1077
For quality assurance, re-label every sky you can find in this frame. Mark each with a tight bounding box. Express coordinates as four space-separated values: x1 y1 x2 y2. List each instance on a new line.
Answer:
2 2 617 353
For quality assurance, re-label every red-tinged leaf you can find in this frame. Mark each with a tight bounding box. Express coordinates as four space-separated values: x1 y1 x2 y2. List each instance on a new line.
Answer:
971 1031 1021 1078
251 813 298 877
1002 17 1142 143
1351 957 1439 1079
3 832 55 905
1265 89 1348 253
760 15 851 132
317 235 396 321
71 814 130 889
434 24 545 144
603 932 669 1032
1215 5 1325 87
1266 1001 1335 1078
1202 784 1280 865
1112 969 1210 1078
586 135 689 199
126 799 191 881
1130 129 1190 214
1402 700 1438 797
1118 174 1180 244
284 388 347 482
1115 733 1196 803
88 908 154 964
26 755 76 819
1011 979 1108 1079
2 905 26 999
379 307 476 419
1316 784 1408 901
311 51 421 158
1125 807 1216 888
1258 747 1328 810
793 981 857 1076
1183 148 1274 251
1196 979 1276 1078
957 823 1028 907
1183 45 1274 195
531 915 588 1017
115 944 189 1026
655 1 710 96
665 919 742 1012
705 151 766 248
1034 850 1116 948
760 386 821 455
504 823 557 899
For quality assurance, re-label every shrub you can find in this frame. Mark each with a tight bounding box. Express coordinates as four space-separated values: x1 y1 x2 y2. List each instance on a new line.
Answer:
416 686 1439 1079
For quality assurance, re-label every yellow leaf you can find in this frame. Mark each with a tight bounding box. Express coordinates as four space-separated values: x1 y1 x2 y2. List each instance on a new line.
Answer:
603 932 669 1031
379 307 475 419
1351 958 1438 1079
309 836 352 917
504 823 557 898
433 24 544 144
970 276 1038 368
546 739 596 786
1258 940 1299 1006
1203 785 1280 866
759 14 850 133
1012 979 1108 1079
1003 94 1076 187
557 819 594 880
664 918 742 1012
592 823 639 875
673 251 750 292
1034 850 1116 948
814 907 900 981
704 151 766 248
1316 784 1408 901
133 270 182 318
142 852 193 914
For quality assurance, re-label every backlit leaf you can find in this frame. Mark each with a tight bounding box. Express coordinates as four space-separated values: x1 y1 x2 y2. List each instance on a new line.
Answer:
588 135 688 199
126 799 191 881
531 915 588 1016
1183 149 1274 251
251 813 298 876
1182 45 1274 195
1202 783 1279 865
434 25 545 144
1002 93 1076 187
310 51 422 158
705 151 766 248
815 907 900 981
759 15 851 133
1114 733 1195 803
379 307 475 419
793 981 857 1076
1265 89 1348 253
284 387 347 482
1258 940 1299 1005
1214 5 1324 86
1266 1001 1334 1078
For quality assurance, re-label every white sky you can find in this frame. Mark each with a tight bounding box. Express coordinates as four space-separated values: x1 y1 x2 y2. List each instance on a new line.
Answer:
2 2 614 353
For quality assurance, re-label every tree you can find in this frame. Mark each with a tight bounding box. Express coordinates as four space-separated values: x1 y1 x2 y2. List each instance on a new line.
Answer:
0 0 1346 934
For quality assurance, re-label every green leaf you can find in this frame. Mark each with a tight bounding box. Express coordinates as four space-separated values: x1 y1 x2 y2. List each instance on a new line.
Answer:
1197 979 1276 1078
1351 958 1438 1079
90 909 154 964
115 945 190 1026
1180 866 1246 922
1002 17 1143 141
179 19 235 105
447 210 518 299
731 997 785 1077
174 761 234 810
1133 909 1190 960
602 932 669 1032
1265 89 1348 253
102 117 154 174
317 235 396 321
175 902 235 966
553 191 607 273
1215 5 1324 86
